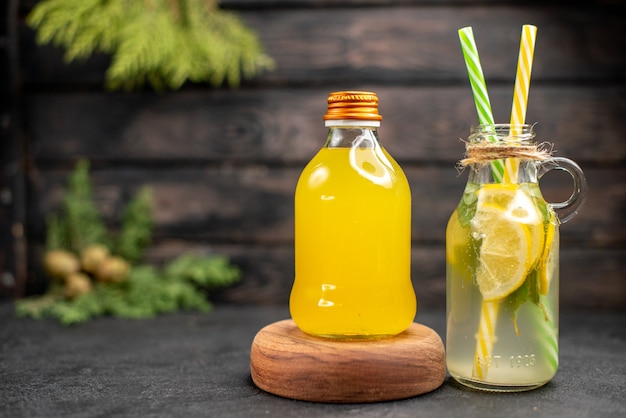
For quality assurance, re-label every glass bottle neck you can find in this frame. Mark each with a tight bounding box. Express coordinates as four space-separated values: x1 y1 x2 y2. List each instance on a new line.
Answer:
324 125 380 149
465 123 539 185
467 160 540 185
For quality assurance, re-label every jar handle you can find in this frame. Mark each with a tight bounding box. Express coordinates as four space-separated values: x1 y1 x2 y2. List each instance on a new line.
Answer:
537 157 588 224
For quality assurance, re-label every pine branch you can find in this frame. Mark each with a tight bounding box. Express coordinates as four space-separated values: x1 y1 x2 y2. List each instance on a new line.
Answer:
115 187 153 263
59 159 109 253
45 215 67 250
28 0 274 91
164 254 241 288
15 290 63 320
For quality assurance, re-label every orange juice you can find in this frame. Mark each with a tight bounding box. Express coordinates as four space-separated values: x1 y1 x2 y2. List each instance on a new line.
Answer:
290 145 416 338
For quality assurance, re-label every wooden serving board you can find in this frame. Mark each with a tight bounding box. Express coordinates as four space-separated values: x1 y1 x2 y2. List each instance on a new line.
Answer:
250 319 445 403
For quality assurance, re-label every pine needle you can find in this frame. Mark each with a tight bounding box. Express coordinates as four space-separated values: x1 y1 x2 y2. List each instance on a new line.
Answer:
115 187 154 263
59 159 109 253
27 0 274 91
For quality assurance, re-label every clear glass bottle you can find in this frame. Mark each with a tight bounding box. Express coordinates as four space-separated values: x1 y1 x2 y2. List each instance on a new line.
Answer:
446 124 587 391
289 91 417 338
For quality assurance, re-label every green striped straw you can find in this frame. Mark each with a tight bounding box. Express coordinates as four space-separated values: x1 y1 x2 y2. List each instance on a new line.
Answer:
537 295 559 375
458 26 505 380
458 26 505 182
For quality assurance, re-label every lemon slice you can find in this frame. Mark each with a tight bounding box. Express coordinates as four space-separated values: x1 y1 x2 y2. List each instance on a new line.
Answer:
475 183 519 206
476 184 545 265
472 203 532 301
539 212 558 295
471 185 545 301
446 209 465 265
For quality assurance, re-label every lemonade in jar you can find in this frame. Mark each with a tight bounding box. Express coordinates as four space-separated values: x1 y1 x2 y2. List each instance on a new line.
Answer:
446 124 587 391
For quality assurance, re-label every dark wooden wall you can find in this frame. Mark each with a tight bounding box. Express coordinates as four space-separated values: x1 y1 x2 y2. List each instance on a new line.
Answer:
5 0 626 310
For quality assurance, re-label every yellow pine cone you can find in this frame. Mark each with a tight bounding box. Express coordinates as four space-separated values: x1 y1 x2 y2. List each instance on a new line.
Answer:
44 249 80 281
95 256 130 283
80 244 110 274
64 272 93 299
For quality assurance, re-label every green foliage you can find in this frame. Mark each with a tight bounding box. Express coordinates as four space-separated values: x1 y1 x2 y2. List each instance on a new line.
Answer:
164 254 241 287
45 216 67 251
15 289 63 320
46 159 109 253
18 159 241 325
45 159 153 260
16 259 240 325
16 255 240 325
115 187 154 263
27 0 275 91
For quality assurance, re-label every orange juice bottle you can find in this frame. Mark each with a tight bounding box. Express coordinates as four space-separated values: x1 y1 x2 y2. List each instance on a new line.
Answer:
289 91 416 338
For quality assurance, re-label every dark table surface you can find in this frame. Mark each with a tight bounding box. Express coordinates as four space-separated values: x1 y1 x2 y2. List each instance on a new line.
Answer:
0 302 624 418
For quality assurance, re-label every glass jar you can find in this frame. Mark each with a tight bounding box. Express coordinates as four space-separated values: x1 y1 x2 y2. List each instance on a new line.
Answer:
446 124 587 391
289 91 417 338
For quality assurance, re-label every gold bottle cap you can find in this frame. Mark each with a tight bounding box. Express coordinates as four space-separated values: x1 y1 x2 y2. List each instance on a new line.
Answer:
323 91 383 123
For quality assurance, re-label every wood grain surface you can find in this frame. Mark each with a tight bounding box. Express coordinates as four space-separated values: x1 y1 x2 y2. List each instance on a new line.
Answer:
250 319 445 403
5 1 624 308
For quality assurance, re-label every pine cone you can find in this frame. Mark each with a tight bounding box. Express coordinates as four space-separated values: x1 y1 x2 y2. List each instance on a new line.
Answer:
95 256 130 283
80 244 110 274
64 272 93 299
44 249 80 281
